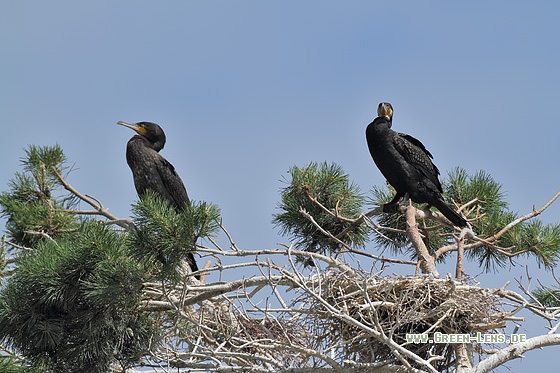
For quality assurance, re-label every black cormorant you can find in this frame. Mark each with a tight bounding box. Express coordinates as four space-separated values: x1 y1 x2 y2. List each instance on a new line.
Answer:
365 103 467 227
118 121 199 274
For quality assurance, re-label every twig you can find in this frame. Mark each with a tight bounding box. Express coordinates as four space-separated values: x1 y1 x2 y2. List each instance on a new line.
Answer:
348 247 418 266
51 167 132 230
23 230 54 241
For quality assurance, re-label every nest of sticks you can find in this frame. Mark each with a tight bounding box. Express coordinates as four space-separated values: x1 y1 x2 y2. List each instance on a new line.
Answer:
178 271 509 371
303 271 508 371
193 298 310 367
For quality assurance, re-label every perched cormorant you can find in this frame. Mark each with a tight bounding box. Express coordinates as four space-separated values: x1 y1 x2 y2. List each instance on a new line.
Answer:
118 121 199 274
365 103 467 227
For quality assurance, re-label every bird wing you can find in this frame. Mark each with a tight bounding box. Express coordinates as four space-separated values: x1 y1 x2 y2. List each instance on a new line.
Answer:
393 132 442 192
155 156 190 212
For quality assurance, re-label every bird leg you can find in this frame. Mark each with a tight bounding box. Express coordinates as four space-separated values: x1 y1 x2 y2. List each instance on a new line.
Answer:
382 193 409 213
382 193 408 214
422 204 433 216
382 203 400 213
402 193 410 206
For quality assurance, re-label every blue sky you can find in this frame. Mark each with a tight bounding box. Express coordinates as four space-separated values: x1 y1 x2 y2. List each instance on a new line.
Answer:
2 1 560 371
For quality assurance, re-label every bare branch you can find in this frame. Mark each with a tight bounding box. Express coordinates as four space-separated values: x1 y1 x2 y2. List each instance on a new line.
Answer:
348 247 418 266
405 205 439 277
299 208 418 267
23 230 54 241
455 234 465 279
51 166 132 229
469 334 560 373
495 190 560 238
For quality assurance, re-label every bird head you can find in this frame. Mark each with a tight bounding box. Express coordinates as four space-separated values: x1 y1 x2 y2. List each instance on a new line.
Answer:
377 102 393 121
117 121 166 151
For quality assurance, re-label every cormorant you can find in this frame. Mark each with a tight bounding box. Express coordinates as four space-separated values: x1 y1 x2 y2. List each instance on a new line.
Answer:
118 121 199 274
365 103 467 227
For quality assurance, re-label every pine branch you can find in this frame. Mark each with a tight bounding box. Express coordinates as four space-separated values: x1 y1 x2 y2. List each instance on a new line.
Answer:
494 189 560 238
434 190 560 259
298 208 418 267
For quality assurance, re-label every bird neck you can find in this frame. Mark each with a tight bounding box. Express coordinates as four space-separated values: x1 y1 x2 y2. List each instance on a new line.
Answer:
128 134 164 152
368 117 392 135
149 138 165 152
382 117 393 129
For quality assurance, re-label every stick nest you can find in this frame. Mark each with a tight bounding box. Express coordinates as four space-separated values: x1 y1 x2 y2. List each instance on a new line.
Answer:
302 271 508 371
179 271 509 371
194 298 310 367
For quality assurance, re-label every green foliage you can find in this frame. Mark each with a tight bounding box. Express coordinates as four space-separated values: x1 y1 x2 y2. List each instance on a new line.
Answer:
446 167 508 233
0 145 78 247
0 356 43 373
501 220 560 268
1 143 559 372
446 168 560 271
446 168 507 210
0 221 154 373
130 189 221 281
0 144 223 370
273 162 367 257
366 168 560 272
277 163 559 274
533 286 560 307
367 184 408 253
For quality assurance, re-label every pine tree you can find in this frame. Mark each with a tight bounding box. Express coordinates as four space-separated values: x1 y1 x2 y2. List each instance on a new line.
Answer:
1 147 559 372
0 145 78 247
130 189 220 282
0 145 220 372
272 162 368 259
0 220 152 372
274 162 560 276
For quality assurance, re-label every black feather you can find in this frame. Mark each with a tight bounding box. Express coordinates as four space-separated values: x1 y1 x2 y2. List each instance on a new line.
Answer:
120 121 199 275
365 103 467 227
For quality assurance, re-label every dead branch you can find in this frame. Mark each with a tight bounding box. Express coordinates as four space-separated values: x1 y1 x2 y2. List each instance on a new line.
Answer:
469 334 560 373
140 275 299 311
52 167 132 230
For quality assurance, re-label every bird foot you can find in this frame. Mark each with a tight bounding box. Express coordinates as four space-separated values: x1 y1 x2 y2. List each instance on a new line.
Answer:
382 202 401 213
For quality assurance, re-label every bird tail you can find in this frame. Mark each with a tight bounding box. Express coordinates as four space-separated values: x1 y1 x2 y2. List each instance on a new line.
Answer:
187 253 200 279
432 199 467 227
158 252 200 279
